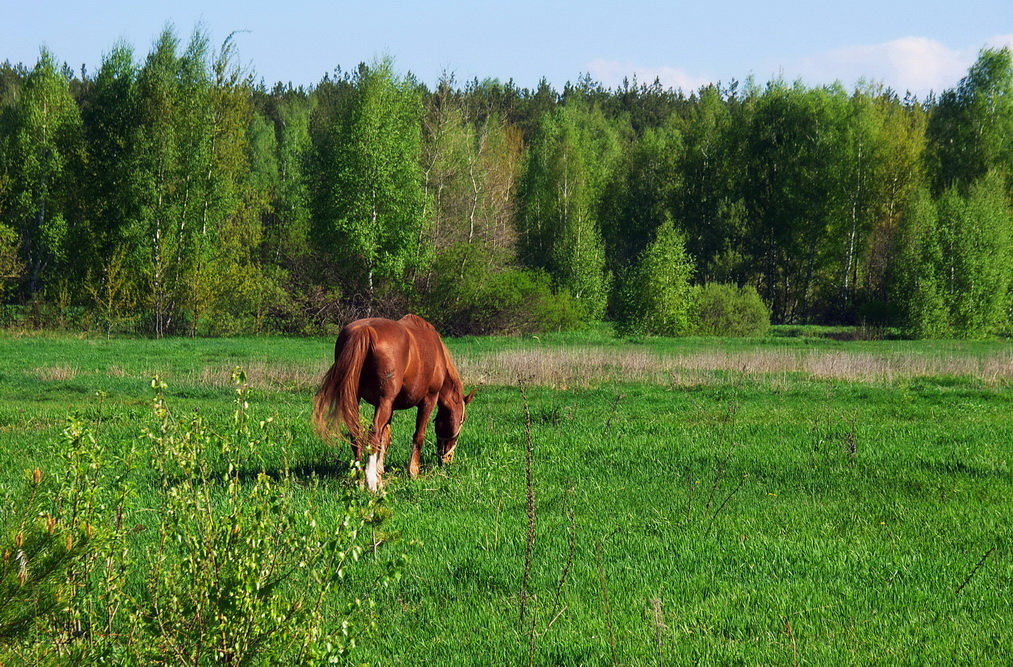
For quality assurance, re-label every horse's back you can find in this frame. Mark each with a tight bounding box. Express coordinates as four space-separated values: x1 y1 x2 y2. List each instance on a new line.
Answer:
335 315 446 406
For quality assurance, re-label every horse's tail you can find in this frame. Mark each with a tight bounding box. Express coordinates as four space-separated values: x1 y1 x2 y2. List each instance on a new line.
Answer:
312 327 372 446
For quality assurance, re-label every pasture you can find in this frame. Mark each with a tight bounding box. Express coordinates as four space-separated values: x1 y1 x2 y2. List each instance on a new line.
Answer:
1 330 1011 663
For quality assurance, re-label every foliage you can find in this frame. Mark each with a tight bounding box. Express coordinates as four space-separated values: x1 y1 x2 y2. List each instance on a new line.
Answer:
692 282 771 336
0 39 1011 336
927 48 1013 195
896 173 1013 337
0 223 23 298
0 372 396 664
614 219 695 336
311 59 431 307
419 242 582 335
0 49 83 299
517 103 621 319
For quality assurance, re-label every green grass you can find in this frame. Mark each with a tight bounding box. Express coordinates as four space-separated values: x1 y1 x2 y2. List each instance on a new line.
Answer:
2 330 1011 663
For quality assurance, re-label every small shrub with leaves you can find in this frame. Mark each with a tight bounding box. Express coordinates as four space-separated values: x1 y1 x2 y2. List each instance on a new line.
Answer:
692 283 771 337
421 243 583 335
1 371 398 665
613 220 695 337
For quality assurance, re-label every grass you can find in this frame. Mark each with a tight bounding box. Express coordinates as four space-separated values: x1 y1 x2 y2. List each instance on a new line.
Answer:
1 328 1011 663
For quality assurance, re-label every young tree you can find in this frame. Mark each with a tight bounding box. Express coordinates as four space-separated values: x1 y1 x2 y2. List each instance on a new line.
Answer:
517 103 621 319
893 186 949 337
311 59 430 310
936 172 1012 336
614 218 695 336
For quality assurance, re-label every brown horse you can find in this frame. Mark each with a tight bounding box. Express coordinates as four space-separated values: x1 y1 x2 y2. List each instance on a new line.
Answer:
312 314 475 491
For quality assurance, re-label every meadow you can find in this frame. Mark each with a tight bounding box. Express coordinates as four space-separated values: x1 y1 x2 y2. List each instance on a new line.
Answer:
1 329 1011 663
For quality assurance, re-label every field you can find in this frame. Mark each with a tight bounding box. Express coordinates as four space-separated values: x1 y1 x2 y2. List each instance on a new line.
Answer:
2 329 1012 663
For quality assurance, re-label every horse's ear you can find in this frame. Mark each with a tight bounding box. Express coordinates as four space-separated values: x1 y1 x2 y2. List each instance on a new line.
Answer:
464 389 477 405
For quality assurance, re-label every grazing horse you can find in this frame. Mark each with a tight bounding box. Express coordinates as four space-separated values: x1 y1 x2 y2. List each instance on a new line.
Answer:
312 314 475 491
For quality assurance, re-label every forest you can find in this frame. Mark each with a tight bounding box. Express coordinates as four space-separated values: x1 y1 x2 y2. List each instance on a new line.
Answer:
0 29 1011 338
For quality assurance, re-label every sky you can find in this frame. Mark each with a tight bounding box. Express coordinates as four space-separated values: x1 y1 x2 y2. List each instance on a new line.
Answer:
2 1 1011 97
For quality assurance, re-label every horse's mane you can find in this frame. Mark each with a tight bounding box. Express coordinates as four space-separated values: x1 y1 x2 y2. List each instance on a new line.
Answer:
441 342 463 394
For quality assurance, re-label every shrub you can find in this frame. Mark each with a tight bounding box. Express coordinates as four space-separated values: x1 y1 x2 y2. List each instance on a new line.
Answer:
421 243 583 335
1 373 395 664
692 283 771 337
613 220 695 337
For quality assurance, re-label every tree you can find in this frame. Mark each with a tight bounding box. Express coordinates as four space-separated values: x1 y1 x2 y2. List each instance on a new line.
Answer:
891 187 947 336
927 48 1013 195
857 94 927 322
517 103 621 319
672 84 744 284
614 218 695 336
895 174 1013 337
601 113 683 276
0 49 83 298
129 28 205 336
311 59 430 310
77 43 142 324
738 82 847 322
936 172 1012 336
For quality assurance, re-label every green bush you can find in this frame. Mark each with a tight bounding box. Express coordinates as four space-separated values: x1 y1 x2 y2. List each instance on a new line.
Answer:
692 283 771 337
613 220 695 337
421 243 583 335
1 373 394 664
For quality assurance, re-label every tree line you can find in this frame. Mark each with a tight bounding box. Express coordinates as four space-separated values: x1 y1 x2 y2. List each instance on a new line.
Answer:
1 29 1010 337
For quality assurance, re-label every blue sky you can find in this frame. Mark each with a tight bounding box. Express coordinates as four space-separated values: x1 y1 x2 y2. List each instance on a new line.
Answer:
2 1 1010 96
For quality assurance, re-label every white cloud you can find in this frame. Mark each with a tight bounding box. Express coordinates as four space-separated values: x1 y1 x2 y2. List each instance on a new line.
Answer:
586 58 713 92
786 34 1013 96
587 35 1013 98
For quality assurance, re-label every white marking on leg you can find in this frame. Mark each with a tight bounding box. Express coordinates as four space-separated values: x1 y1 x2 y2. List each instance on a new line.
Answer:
365 453 379 492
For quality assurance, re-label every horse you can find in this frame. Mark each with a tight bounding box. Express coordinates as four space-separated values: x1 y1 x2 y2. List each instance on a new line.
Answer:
312 313 475 491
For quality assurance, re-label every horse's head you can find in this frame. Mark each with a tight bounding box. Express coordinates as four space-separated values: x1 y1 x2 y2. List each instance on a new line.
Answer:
436 389 476 464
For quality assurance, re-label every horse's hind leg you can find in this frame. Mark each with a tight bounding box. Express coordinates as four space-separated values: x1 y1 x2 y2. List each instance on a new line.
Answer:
409 396 437 478
378 423 391 478
365 399 393 492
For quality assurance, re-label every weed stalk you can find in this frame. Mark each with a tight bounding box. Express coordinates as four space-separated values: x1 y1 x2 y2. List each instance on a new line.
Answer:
519 385 536 629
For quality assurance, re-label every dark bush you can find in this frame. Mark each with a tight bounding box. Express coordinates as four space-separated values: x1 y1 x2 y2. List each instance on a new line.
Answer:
420 243 583 336
692 283 771 337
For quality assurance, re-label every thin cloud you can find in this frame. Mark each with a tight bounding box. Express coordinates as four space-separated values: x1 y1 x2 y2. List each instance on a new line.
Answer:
586 58 713 92
786 35 1013 96
588 35 1012 98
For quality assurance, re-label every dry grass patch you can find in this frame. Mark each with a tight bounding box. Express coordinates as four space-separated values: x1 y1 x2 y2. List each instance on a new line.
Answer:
456 346 1013 387
31 365 79 382
191 362 327 391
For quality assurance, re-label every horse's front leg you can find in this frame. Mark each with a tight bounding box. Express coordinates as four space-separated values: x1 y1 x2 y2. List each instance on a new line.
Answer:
409 396 437 478
365 399 393 492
